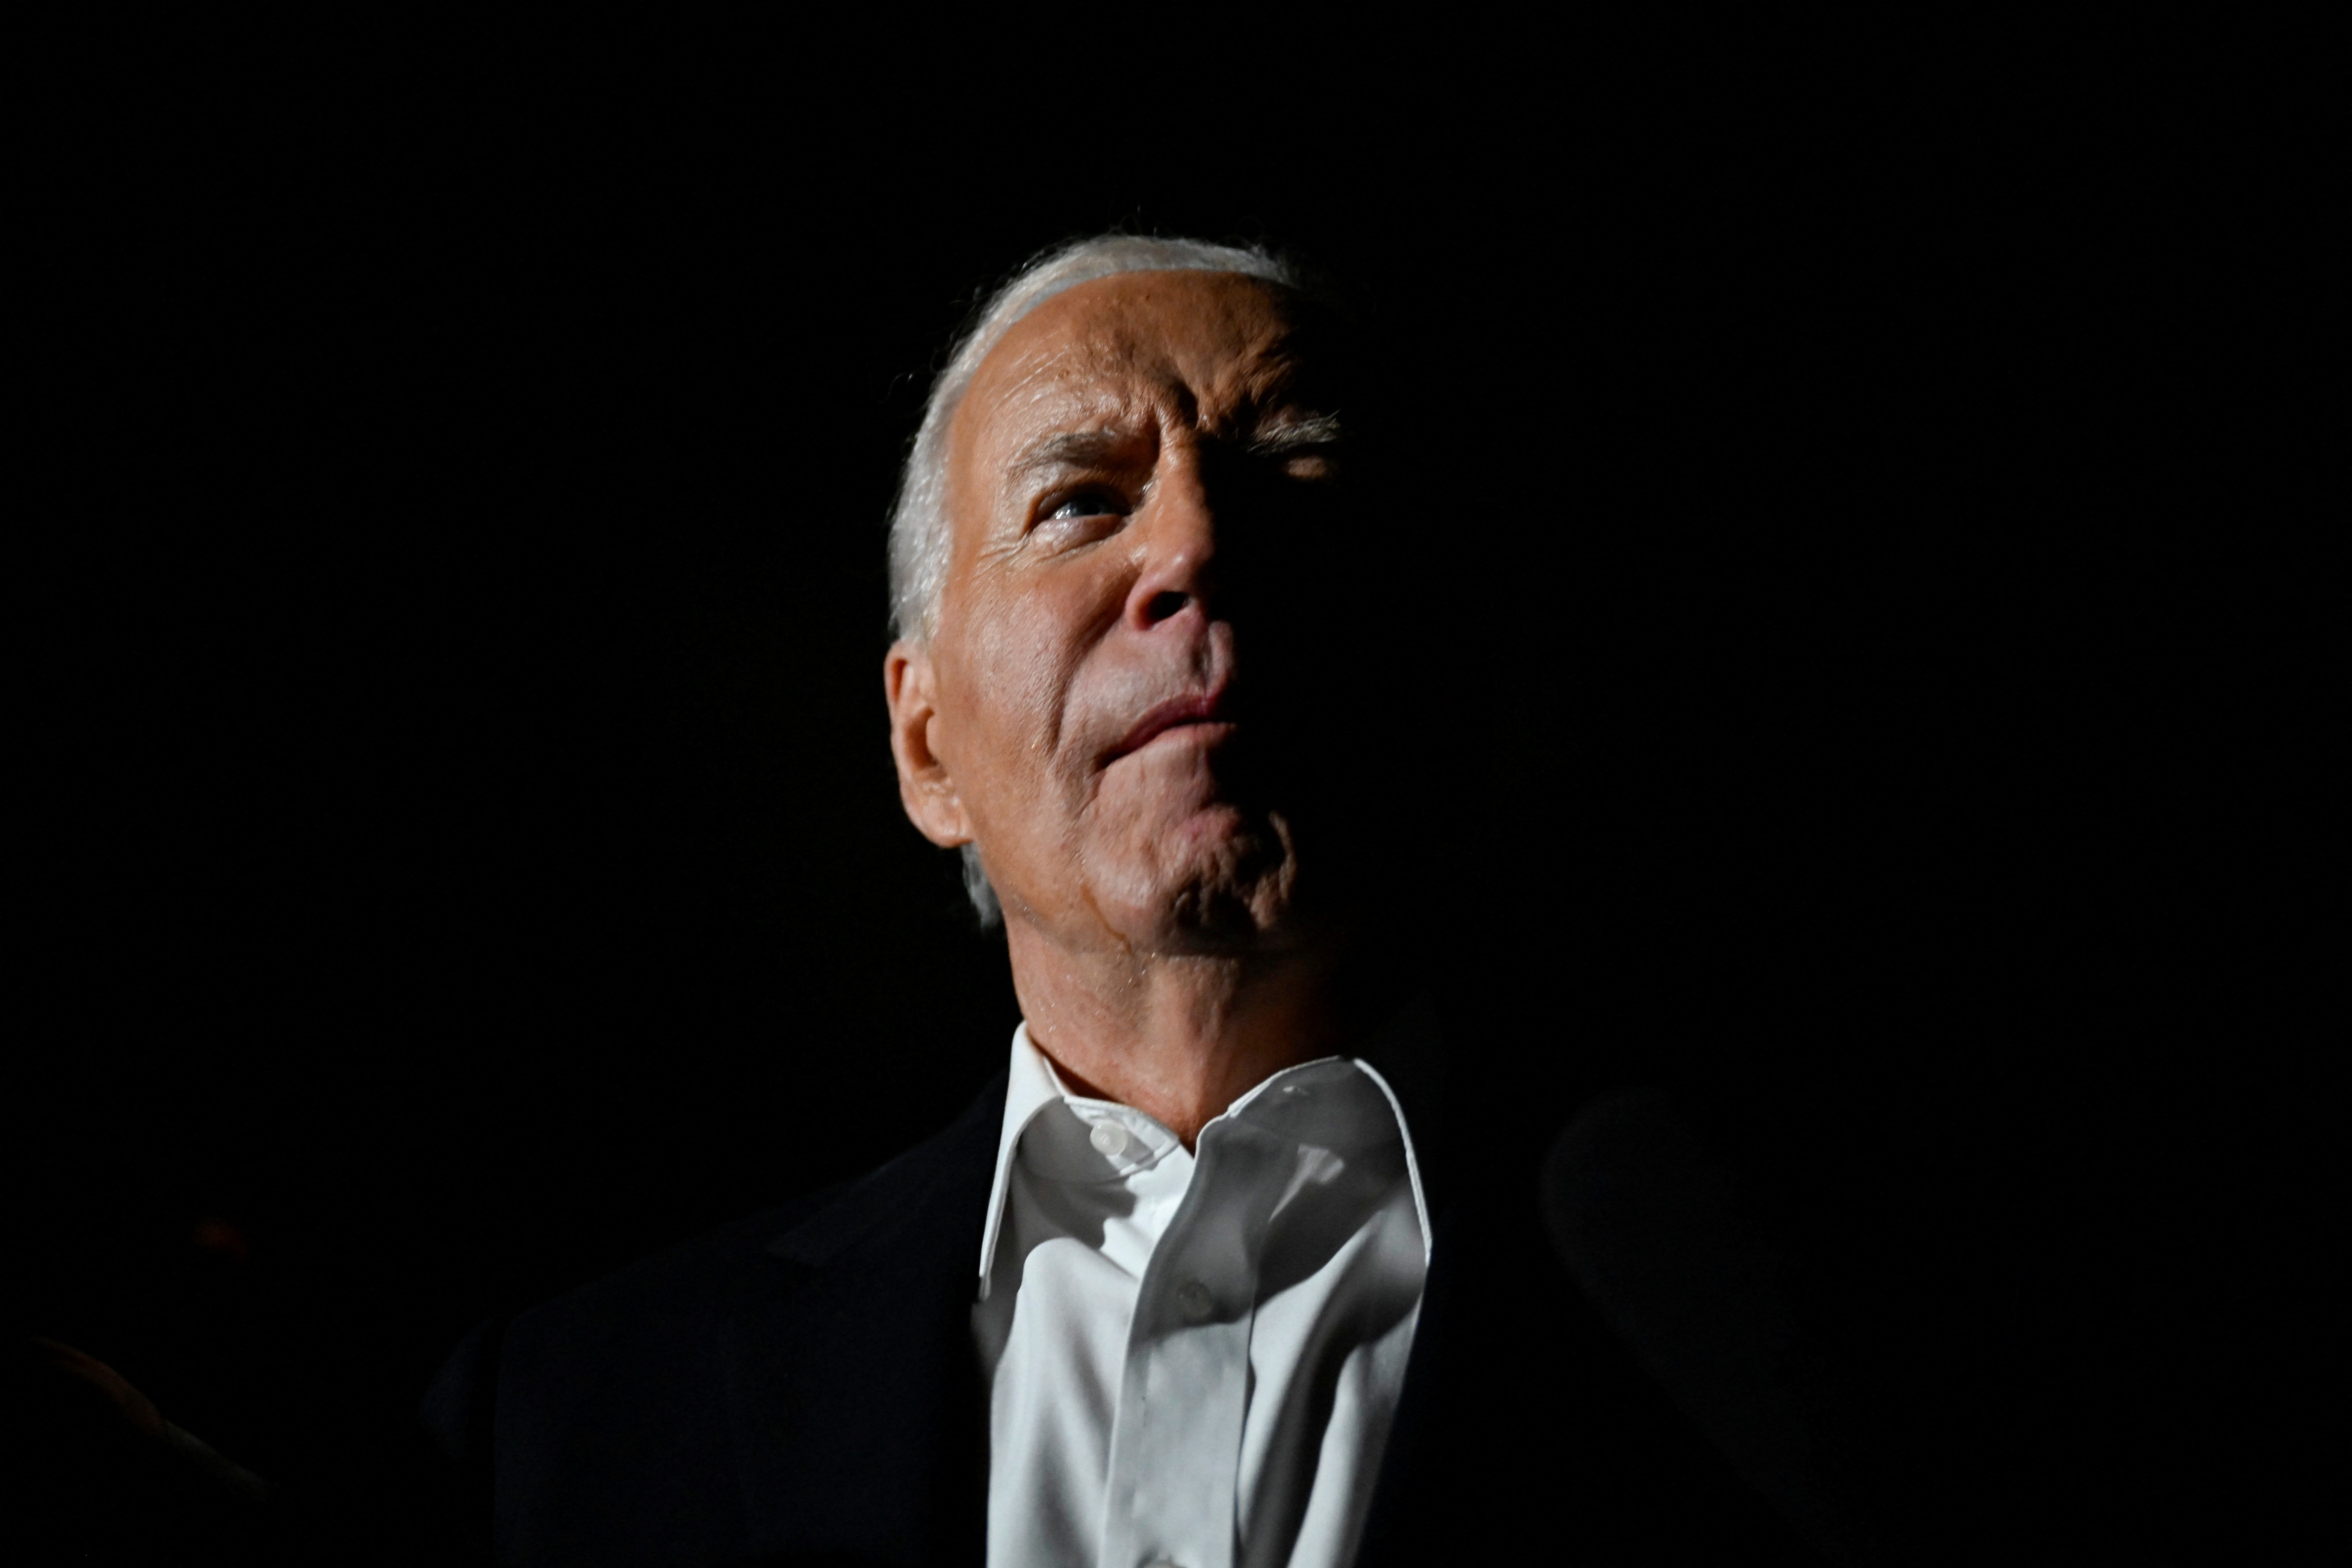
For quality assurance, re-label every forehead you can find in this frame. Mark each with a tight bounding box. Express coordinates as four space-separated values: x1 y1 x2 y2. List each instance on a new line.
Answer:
951 271 1306 463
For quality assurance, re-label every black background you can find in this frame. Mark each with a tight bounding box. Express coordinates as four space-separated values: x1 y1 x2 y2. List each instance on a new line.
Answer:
16 42 2337 1558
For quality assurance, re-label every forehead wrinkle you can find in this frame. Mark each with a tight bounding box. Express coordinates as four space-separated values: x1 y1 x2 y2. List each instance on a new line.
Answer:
992 307 1294 438
1023 346 1304 462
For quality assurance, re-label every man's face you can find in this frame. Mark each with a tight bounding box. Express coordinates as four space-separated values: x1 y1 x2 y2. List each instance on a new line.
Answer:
889 270 1378 956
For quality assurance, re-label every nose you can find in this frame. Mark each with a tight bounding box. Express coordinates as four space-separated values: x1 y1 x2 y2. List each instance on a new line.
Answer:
1122 454 1218 632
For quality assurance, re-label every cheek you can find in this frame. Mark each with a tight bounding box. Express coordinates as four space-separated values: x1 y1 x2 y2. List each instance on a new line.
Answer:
939 589 1089 805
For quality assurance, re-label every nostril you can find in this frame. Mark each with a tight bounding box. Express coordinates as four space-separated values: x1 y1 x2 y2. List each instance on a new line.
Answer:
1143 590 1190 624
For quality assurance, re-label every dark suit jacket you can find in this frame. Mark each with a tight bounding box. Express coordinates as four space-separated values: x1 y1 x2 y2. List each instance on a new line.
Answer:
422 1069 1837 1566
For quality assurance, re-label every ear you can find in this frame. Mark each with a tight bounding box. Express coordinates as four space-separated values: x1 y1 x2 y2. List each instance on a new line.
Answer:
884 639 973 848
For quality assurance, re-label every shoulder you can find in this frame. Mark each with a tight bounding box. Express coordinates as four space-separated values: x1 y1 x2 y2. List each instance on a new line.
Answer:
421 1069 1007 1459
506 1066 1005 1373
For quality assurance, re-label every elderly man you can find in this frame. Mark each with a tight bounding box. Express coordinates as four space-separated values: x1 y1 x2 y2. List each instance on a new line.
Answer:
423 237 1821 1567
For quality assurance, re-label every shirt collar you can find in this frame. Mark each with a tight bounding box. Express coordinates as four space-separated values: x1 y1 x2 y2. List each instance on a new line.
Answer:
975 1000 1444 1290
974 1022 1077 1292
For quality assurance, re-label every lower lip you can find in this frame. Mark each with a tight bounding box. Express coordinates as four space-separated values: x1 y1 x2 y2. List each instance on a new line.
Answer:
1123 720 1236 757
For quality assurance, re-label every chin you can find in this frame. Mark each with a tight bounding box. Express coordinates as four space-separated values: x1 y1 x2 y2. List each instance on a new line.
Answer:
1104 809 1315 955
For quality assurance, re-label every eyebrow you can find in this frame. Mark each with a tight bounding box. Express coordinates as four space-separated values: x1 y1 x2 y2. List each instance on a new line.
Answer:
1246 413 1345 455
1009 413 1345 478
1010 428 1152 477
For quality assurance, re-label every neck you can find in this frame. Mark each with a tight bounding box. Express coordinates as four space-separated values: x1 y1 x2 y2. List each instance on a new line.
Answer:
1005 920 1401 1149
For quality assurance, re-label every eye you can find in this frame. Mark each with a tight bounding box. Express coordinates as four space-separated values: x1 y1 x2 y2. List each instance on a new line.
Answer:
1045 487 1130 523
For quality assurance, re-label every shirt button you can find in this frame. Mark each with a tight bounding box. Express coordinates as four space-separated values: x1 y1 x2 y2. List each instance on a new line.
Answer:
1174 1279 1214 1322
1088 1121 1129 1157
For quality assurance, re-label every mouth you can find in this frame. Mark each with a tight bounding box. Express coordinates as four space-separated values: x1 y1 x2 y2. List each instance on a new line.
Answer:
1107 690 1237 762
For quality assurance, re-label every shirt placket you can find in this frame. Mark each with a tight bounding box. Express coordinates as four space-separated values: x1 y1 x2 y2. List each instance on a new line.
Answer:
1098 1119 1295 1568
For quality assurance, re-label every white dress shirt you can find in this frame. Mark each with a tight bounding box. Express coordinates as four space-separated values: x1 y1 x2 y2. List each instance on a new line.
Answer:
973 1013 1434 1568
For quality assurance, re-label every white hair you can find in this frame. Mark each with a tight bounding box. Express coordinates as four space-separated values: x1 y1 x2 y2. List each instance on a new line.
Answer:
886 234 1300 645
889 235 1303 927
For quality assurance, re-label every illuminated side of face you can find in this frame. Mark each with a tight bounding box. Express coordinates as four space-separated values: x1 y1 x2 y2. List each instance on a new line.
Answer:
886 270 1370 958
